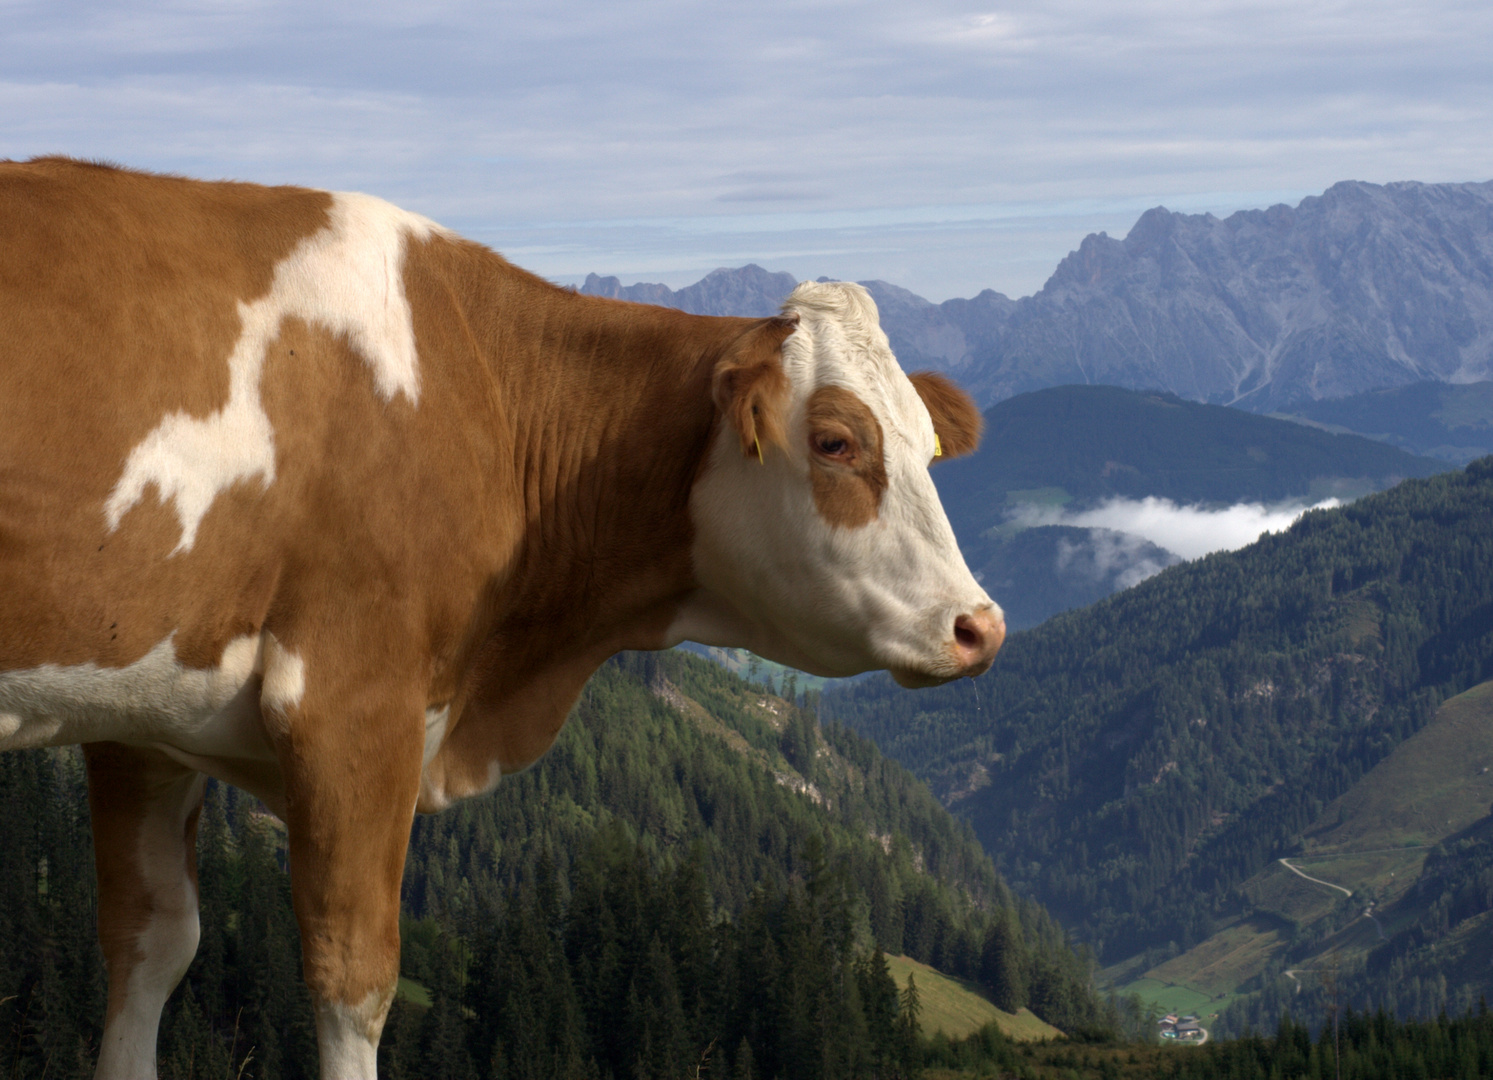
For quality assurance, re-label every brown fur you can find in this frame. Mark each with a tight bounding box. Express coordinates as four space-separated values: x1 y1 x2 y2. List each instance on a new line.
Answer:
0 160 984 1051
805 385 888 529
909 370 983 460
0 159 808 1028
711 314 798 459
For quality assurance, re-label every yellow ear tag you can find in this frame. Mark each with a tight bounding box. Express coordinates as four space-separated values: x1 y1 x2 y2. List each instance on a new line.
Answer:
934 433 943 458
754 436 764 464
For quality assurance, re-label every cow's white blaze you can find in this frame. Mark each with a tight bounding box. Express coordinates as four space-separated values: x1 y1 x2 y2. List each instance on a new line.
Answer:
679 281 999 683
104 192 442 554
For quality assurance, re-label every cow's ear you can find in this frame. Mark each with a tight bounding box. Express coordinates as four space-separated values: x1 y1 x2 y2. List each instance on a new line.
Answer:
909 371 982 461
713 314 798 459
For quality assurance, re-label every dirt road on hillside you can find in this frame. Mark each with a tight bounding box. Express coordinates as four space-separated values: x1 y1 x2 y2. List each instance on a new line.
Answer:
1278 858 1353 896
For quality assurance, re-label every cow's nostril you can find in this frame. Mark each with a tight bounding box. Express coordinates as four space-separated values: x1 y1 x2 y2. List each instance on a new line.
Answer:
953 610 1005 673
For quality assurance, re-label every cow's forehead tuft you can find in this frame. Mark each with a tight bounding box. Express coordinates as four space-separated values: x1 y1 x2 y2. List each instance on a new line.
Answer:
781 281 933 447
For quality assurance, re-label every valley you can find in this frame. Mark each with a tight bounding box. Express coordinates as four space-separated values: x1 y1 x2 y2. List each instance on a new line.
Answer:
1103 678 1493 1029
0 648 1112 1078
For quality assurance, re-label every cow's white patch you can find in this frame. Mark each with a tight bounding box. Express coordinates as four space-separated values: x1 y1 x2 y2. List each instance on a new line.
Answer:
418 739 502 815
0 711 32 743
0 635 257 749
421 705 450 767
260 636 307 715
314 987 391 1080
415 706 453 809
105 192 444 554
0 632 296 764
0 633 299 810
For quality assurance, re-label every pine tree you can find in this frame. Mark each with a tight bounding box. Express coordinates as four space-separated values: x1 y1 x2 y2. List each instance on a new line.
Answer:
895 972 922 1074
732 1036 754 1080
979 913 1027 1013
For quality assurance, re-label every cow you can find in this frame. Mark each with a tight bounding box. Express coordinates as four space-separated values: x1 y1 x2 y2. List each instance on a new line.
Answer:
0 157 1004 1079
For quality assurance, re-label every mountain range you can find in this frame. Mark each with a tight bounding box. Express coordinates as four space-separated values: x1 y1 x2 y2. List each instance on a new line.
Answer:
581 179 1493 413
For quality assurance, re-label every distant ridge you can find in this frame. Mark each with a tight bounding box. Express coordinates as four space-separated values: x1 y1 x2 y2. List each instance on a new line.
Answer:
1277 379 1493 464
583 179 1493 412
580 264 797 317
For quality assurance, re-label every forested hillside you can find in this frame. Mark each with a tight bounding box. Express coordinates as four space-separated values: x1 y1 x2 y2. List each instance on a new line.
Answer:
0 650 1107 1079
824 458 1493 992
1279 379 1493 464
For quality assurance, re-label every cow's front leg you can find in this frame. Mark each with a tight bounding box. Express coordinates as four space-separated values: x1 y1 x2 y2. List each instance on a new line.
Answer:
84 742 208 1080
270 672 424 1080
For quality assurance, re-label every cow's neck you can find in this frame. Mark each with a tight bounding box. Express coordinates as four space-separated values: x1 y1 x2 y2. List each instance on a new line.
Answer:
486 294 729 656
422 259 751 806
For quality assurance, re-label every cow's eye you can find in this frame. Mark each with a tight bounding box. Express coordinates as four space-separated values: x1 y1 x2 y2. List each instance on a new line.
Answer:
815 435 850 457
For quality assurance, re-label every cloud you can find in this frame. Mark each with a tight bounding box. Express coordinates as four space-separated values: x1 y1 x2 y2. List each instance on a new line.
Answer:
1013 495 1342 562
1054 528 1182 590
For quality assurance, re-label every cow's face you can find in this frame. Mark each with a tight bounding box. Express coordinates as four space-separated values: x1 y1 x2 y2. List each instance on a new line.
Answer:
680 281 1004 687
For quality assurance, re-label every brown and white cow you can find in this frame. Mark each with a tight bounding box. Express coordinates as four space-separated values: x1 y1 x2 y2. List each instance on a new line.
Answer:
0 158 1003 1079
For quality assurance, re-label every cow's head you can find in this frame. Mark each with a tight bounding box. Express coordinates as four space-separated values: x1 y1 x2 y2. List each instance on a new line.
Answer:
678 281 1004 687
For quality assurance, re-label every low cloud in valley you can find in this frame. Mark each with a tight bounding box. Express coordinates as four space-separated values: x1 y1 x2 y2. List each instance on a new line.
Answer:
1015 496 1342 566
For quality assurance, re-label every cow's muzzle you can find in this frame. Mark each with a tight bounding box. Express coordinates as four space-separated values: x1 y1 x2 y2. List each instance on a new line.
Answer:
889 605 1006 688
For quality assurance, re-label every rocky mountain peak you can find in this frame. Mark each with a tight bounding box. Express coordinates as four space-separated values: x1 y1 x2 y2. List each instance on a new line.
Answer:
582 178 1493 411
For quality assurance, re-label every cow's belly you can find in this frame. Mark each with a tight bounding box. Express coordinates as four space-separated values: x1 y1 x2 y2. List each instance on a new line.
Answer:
1 632 460 816
0 632 287 808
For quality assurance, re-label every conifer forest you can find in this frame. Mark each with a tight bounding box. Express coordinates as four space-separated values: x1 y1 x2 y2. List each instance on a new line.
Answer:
2 461 1491 1078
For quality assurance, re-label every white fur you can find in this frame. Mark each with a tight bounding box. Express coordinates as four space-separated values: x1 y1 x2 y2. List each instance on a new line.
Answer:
94 769 207 1080
104 192 443 554
260 635 307 715
315 989 391 1080
421 704 450 767
0 632 292 810
417 718 503 814
0 634 257 749
677 281 999 682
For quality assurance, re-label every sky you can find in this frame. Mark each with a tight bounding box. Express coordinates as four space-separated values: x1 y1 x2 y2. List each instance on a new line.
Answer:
4 1 1492 300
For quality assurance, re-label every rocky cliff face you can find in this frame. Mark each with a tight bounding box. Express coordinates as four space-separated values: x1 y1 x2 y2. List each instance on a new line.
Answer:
986 180 1493 410
582 180 1493 411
